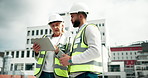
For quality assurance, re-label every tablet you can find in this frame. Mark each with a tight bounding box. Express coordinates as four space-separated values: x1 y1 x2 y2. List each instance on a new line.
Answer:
31 37 55 51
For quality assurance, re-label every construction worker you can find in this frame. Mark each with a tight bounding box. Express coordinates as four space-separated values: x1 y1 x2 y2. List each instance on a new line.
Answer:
33 14 69 78
59 3 102 78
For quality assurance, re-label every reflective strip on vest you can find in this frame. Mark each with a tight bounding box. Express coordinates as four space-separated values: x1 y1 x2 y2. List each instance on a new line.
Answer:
70 24 102 73
34 51 46 76
54 57 69 77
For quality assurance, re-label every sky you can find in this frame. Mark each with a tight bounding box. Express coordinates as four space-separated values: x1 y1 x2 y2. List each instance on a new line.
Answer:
0 0 148 51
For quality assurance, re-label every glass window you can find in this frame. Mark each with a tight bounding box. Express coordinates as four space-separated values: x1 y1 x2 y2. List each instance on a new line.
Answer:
103 32 105 36
130 52 132 55
126 52 128 55
49 29 52 34
21 51 24 58
32 51 35 57
11 64 13 71
40 29 43 35
99 24 101 26
45 29 48 34
16 51 19 58
6 52 9 55
27 39 29 44
11 51 14 58
122 53 123 55
14 63 23 71
32 30 34 36
27 31 30 36
102 23 104 26
113 53 115 55
27 51 30 57
36 30 39 35
25 63 34 70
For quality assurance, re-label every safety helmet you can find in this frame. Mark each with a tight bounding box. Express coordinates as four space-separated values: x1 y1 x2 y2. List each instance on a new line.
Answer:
48 14 64 25
69 3 89 14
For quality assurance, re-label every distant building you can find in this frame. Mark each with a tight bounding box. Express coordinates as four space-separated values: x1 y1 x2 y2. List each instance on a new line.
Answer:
110 41 148 78
135 42 148 78
0 52 4 74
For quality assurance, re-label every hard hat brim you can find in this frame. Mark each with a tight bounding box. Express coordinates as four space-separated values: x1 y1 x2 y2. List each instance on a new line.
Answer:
48 21 63 25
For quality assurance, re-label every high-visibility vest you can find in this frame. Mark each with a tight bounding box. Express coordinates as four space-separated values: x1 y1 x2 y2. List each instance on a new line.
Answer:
34 35 69 78
54 58 69 78
69 24 103 74
34 51 46 78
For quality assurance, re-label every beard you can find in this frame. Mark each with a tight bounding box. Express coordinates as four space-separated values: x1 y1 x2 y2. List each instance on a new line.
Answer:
73 20 80 28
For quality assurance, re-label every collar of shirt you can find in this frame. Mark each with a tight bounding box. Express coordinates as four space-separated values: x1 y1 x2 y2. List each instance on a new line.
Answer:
78 23 87 32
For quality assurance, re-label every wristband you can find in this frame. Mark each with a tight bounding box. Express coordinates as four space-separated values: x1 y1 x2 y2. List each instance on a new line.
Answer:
68 57 72 63
68 59 72 63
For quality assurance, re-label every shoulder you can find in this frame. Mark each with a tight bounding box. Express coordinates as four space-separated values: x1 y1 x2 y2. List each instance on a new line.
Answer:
85 24 100 33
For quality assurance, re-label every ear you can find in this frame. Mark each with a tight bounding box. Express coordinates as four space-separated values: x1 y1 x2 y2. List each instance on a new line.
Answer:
79 14 83 19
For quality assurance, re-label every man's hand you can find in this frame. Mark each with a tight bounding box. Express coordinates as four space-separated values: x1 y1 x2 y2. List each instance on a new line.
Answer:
54 45 59 54
32 43 40 54
59 54 71 66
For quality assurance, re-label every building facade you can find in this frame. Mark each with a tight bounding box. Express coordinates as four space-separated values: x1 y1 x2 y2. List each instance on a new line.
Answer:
135 42 148 78
110 44 142 78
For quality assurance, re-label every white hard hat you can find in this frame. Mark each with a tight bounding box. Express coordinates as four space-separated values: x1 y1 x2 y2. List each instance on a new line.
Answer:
48 14 64 24
69 3 89 14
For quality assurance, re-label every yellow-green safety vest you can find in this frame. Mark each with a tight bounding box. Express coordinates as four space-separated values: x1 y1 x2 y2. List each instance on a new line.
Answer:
34 35 69 78
69 24 103 74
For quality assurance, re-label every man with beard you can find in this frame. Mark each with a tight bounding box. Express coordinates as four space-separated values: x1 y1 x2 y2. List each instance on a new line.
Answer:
59 3 103 78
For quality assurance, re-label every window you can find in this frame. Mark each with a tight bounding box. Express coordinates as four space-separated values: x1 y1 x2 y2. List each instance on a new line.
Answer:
99 24 101 26
40 29 43 35
114 57 115 60
36 30 39 35
6 52 9 55
16 51 19 58
118 53 119 55
32 51 35 57
11 64 13 71
27 31 30 36
25 63 34 70
126 57 128 59
49 29 52 34
14 63 23 71
21 51 24 58
126 52 128 55
102 23 104 26
32 30 34 36
11 51 14 58
102 32 105 36
131 57 132 59
122 53 123 55
45 29 48 34
27 51 30 57
113 53 115 55
135 52 137 55
130 52 132 55
122 57 124 59
27 39 29 44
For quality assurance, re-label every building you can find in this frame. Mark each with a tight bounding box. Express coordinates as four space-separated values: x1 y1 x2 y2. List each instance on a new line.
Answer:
111 42 147 78
135 42 148 78
106 62 126 78
0 52 4 74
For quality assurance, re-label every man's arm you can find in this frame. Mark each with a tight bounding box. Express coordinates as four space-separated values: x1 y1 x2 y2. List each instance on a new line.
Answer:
72 25 101 64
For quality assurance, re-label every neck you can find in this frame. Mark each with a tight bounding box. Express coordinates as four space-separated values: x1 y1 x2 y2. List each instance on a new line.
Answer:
79 19 86 28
